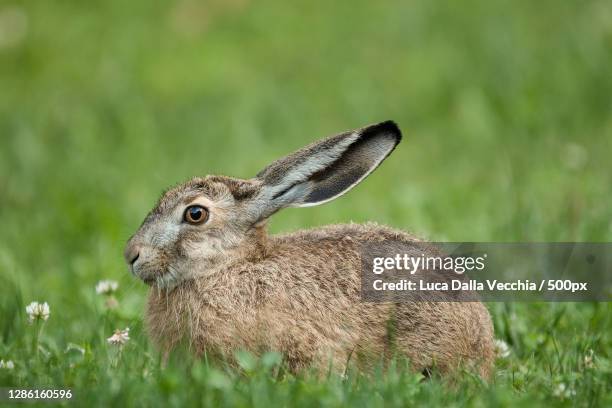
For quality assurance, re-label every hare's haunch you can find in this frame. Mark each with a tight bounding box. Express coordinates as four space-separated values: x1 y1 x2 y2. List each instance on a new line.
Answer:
125 121 494 377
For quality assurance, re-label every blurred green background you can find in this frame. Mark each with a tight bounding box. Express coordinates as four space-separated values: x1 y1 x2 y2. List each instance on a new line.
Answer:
2 0 611 296
0 0 611 405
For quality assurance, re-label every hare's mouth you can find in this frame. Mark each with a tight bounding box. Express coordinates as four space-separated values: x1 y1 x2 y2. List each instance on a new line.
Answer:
142 277 156 285
140 267 183 290
140 272 171 287
131 264 159 285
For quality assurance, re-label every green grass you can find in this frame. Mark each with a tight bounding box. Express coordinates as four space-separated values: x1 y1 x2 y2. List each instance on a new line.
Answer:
0 0 611 406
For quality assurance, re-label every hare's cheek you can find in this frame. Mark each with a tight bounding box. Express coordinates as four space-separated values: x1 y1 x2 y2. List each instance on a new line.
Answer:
177 233 226 261
174 233 204 258
181 242 217 260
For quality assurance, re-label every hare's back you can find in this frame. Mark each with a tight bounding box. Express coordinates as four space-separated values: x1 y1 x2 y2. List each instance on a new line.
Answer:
272 223 422 246
266 223 423 290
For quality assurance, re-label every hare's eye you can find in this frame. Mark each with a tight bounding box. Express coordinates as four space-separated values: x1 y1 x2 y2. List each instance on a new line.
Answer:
184 205 209 225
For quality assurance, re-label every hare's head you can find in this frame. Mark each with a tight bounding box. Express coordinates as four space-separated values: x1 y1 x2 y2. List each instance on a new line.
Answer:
125 121 401 288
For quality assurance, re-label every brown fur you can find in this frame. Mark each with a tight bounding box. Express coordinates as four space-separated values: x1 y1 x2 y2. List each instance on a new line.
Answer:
127 122 495 379
145 222 494 378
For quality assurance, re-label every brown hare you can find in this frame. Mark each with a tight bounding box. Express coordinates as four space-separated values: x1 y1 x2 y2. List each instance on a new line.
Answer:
124 121 495 378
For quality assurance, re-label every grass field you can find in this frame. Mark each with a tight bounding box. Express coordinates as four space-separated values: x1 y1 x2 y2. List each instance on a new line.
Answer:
1 0 611 406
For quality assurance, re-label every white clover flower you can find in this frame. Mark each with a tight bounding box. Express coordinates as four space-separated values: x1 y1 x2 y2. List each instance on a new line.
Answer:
552 383 565 397
107 328 130 346
552 383 576 399
0 360 15 369
96 280 119 295
25 301 50 323
494 339 511 358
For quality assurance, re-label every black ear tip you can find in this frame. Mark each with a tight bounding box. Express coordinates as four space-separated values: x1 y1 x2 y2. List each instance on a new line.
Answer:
379 120 402 140
362 120 402 143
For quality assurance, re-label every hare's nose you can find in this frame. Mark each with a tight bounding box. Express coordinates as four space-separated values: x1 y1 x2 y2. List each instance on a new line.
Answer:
124 244 141 266
129 252 140 265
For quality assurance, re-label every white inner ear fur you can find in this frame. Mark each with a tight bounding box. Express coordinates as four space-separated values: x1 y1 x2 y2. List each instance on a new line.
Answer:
293 137 396 207
264 132 360 199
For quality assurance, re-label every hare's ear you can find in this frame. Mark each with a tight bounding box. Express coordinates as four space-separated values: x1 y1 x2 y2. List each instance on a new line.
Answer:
251 120 401 220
